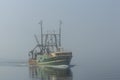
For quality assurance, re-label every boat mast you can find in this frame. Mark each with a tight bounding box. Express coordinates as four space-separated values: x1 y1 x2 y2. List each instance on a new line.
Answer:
39 20 43 47
59 20 62 47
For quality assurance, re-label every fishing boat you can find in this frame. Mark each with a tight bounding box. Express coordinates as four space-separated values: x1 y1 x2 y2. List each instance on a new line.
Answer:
28 21 72 65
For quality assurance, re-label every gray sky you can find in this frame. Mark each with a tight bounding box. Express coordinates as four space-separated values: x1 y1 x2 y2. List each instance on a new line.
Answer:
0 0 120 62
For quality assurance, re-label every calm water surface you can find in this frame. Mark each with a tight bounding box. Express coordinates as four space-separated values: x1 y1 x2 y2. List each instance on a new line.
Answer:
0 60 120 80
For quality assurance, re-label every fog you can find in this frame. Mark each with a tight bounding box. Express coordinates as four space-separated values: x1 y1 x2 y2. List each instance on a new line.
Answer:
0 0 120 67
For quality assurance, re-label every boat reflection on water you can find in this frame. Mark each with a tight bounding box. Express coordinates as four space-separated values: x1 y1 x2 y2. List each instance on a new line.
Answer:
29 65 73 80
